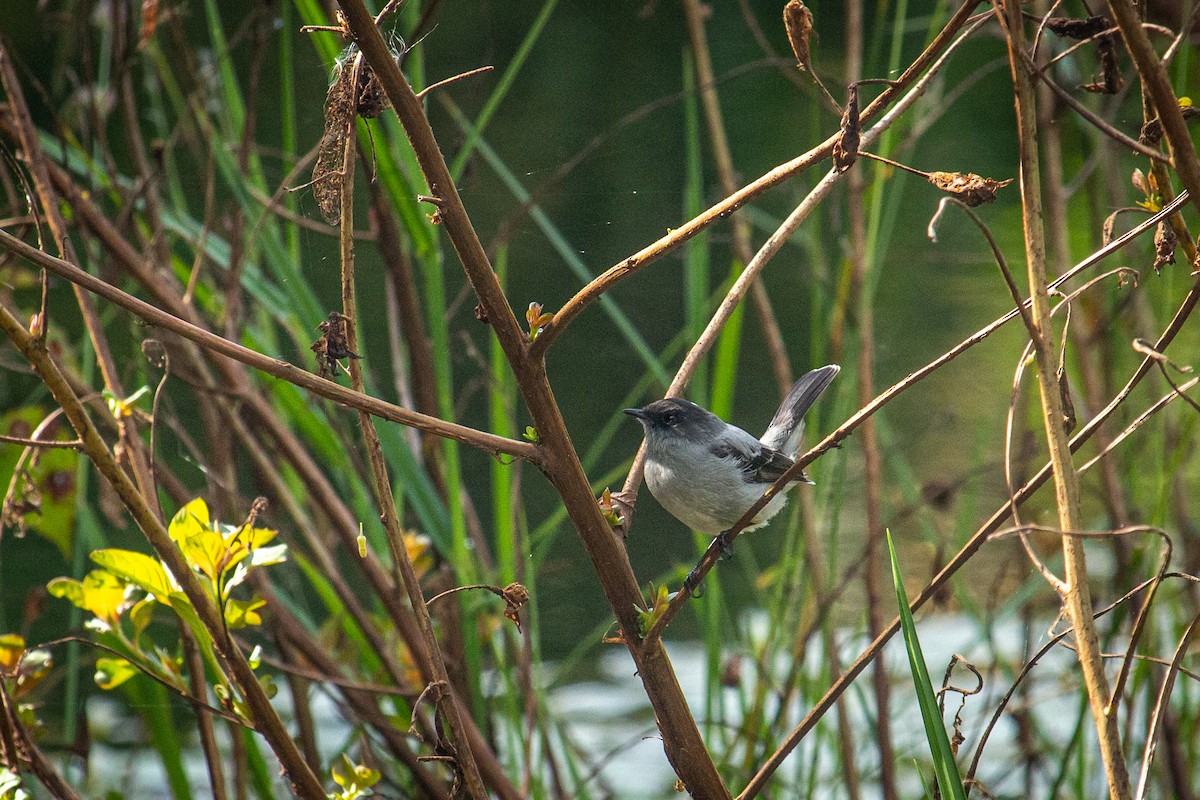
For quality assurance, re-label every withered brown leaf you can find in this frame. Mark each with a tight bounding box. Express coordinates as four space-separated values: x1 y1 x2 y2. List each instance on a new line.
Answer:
832 83 859 173
783 1 815 73
1153 221 1177 274
1139 105 1200 145
1045 15 1109 40
927 171 1012 206
1081 35 1123 95
311 311 362 378
500 583 529 633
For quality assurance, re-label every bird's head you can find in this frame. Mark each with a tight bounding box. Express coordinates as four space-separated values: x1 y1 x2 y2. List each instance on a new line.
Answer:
624 398 724 443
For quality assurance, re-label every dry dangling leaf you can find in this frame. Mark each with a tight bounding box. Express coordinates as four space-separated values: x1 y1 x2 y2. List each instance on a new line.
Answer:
500 583 529 632
312 57 358 224
1139 104 1200 145
311 311 362 378
1081 35 1123 95
783 1 814 73
1153 221 1177 274
832 84 859 173
927 171 1012 206
1057 365 1076 434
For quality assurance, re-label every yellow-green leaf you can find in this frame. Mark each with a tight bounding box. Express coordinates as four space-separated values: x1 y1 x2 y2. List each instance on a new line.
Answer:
223 596 266 629
178 529 226 580
48 570 128 623
0 634 25 672
168 497 210 543
95 656 138 690
90 550 173 601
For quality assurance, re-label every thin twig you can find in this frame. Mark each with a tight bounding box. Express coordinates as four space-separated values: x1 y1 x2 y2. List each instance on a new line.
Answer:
0 433 80 449
0 229 539 463
335 67 489 798
415 66 494 100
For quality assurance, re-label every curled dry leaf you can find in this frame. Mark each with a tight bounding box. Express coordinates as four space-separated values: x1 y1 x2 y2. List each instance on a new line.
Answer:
783 1 814 73
832 83 860 173
1153 221 1177 274
719 654 743 687
927 171 1012 206
311 311 362 378
355 61 389 119
1139 105 1200 145
500 582 529 632
1057 365 1076 434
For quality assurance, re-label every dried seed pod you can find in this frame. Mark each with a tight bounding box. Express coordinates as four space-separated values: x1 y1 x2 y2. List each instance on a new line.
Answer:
312 57 358 224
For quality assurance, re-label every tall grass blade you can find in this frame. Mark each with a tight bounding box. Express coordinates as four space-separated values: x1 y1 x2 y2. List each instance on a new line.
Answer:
887 530 968 800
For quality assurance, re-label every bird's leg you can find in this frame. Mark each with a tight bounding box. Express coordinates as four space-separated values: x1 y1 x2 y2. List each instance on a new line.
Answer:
684 530 737 599
715 529 736 560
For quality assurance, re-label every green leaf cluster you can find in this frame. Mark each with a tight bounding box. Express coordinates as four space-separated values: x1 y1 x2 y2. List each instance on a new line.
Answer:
46 497 287 693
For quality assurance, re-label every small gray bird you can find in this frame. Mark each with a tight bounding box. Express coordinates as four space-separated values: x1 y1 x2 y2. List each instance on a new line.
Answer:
625 365 839 535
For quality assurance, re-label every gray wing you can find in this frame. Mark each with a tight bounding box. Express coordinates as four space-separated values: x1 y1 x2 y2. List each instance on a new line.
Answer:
760 365 840 456
709 426 798 484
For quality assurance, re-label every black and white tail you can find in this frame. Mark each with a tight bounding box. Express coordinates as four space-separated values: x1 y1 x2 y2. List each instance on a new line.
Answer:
759 365 840 457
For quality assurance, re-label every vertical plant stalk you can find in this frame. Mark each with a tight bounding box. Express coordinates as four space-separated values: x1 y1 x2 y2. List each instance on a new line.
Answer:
845 0 897 796
681 0 793 397
332 3 731 796
182 626 228 800
336 76 488 800
1000 3 1131 799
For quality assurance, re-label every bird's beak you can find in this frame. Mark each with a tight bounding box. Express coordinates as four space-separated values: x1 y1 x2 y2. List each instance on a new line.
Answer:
623 408 647 420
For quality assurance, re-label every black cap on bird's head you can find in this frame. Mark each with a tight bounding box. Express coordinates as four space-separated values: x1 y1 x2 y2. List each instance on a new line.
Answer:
624 398 724 439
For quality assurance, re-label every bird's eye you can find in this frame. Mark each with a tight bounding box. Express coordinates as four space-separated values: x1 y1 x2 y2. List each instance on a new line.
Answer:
662 411 677 426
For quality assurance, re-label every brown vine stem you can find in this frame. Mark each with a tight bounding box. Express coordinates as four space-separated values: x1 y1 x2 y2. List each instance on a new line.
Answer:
844 0 897 795
1000 1 1131 796
0 229 537 463
333 1 731 795
529 0 985 357
335 87 488 799
0 307 327 799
